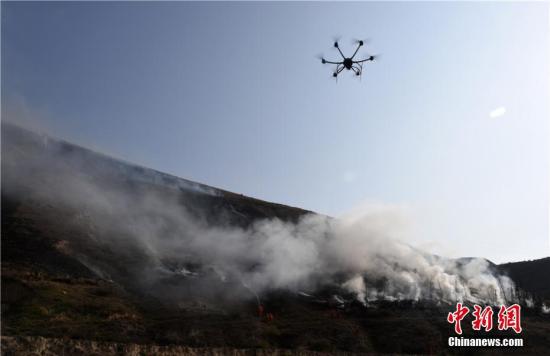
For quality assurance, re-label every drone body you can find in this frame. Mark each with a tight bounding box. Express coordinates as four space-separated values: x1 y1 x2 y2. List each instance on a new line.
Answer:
320 39 376 79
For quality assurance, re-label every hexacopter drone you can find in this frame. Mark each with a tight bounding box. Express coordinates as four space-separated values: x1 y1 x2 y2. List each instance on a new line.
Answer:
320 39 376 79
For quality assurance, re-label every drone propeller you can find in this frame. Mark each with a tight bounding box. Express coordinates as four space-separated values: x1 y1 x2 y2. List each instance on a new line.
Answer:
351 37 369 46
316 54 326 64
352 66 363 82
331 35 342 49
369 53 381 61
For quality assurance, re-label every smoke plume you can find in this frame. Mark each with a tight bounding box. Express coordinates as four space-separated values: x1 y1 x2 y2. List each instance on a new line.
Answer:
2 123 516 306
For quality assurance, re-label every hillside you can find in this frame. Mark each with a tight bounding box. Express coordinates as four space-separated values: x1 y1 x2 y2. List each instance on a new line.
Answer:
2 123 549 355
498 258 550 300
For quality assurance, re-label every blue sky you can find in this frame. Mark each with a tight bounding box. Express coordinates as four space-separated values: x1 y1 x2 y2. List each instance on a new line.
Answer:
2 2 549 263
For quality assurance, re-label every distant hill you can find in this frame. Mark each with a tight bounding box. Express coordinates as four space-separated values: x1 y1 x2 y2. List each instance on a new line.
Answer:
498 257 550 300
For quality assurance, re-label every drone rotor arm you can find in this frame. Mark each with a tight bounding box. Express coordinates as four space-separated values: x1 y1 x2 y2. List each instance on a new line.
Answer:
355 55 376 63
336 46 346 59
350 42 362 59
323 60 344 65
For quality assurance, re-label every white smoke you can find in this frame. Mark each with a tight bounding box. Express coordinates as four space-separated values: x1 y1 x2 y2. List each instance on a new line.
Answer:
2 123 517 306
342 276 367 304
